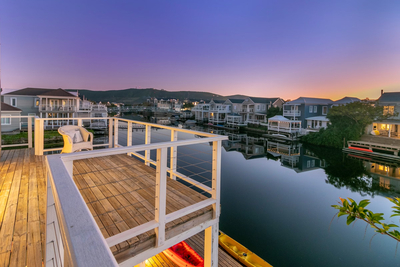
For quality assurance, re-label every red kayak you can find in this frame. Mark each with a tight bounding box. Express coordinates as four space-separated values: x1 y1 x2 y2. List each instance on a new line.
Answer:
163 241 204 267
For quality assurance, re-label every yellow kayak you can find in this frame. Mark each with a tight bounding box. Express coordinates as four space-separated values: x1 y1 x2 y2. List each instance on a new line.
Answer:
219 232 272 267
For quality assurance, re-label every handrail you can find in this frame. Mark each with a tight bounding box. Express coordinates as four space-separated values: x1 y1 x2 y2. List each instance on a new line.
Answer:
59 136 226 161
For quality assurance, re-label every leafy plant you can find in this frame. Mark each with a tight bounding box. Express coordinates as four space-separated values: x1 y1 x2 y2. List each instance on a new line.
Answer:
332 197 400 245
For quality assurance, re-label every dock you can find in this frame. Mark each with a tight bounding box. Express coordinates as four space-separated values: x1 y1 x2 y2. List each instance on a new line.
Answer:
0 148 241 266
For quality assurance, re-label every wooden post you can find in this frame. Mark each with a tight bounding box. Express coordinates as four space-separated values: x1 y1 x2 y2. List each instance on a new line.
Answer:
155 148 167 247
77 118 83 127
204 223 219 267
127 121 132 147
34 118 44 155
211 140 221 219
114 119 119 147
170 129 178 180
145 125 151 166
28 116 33 148
108 118 113 148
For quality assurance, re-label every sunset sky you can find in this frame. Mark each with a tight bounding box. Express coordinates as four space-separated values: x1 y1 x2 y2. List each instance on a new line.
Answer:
1 0 399 100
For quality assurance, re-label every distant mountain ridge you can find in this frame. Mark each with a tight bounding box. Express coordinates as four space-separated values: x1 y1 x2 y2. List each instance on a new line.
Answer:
66 88 254 104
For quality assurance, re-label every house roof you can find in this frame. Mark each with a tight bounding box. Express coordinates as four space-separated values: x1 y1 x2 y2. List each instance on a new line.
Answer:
268 115 289 121
1 102 22 112
210 99 225 104
249 97 280 104
226 99 244 103
285 97 333 105
334 97 360 104
305 116 329 122
4 88 77 98
378 92 400 103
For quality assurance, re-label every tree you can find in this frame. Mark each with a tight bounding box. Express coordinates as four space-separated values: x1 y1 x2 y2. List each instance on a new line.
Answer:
302 101 392 148
267 106 282 119
183 102 194 109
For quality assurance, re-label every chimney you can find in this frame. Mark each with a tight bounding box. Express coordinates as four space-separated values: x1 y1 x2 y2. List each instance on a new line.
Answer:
381 89 384 95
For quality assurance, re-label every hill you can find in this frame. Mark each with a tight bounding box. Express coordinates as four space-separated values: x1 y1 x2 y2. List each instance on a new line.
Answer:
70 88 225 104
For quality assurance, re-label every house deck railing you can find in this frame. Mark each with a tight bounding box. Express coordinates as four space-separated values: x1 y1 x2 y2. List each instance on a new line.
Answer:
40 117 227 267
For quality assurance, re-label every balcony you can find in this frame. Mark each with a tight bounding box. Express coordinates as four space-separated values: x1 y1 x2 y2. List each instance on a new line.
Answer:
283 110 301 117
0 116 228 267
39 104 77 112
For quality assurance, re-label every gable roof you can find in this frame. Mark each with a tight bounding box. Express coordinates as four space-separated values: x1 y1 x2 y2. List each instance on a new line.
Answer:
1 102 22 112
226 99 244 104
210 99 225 104
4 88 77 98
378 92 400 103
285 97 333 105
334 97 360 104
248 97 280 104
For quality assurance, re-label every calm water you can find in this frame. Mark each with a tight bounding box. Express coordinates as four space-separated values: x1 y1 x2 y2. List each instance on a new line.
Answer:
117 120 400 267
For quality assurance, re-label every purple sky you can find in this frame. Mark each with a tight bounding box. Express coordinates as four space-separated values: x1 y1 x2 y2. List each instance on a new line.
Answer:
1 0 399 100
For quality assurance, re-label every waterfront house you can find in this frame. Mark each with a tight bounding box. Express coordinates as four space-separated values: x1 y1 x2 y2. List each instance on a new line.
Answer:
369 91 400 138
283 97 334 131
3 88 108 129
1 102 22 132
241 97 284 125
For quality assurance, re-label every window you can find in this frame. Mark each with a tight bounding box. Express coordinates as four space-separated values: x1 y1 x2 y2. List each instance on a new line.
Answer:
309 106 313 113
10 98 17 107
314 106 317 113
257 105 260 110
383 106 394 115
35 98 40 107
322 106 328 115
1 115 11 125
307 160 311 168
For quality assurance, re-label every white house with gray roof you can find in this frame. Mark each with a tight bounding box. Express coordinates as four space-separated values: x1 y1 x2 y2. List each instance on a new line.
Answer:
370 91 400 138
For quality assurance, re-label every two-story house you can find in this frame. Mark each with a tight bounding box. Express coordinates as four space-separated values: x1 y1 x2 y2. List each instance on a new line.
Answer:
3 88 107 129
283 97 334 131
208 99 231 125
241 97 284 125
371 91 400 138
224 99 245 126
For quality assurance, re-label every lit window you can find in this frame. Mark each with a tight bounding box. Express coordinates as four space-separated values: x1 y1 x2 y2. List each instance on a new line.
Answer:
35 98 40 106
383 106 394 115
1 116 11 125
379 165 384 171
322 106 328 115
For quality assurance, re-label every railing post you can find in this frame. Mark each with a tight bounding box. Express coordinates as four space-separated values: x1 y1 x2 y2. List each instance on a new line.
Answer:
211 140 221 218
34 118 44 155
204 222 219 267
108 118 113 148
155 148 167 247
145 125 151 166
170 129 178 180
28 116 33 148
77 119 83 127
114 119 119 147
127 121 132 147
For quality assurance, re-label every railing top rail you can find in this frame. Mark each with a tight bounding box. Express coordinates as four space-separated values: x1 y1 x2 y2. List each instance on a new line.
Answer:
34 117 108 121
115 118 221 137
59 136 227 161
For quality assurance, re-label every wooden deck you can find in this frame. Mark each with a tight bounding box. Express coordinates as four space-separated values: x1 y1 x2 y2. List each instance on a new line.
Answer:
0 148 241 266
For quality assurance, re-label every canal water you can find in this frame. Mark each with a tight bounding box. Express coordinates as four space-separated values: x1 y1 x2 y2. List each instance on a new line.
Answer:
116 121 400 267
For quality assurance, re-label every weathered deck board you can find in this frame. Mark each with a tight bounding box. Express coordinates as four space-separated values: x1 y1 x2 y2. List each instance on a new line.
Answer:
0 149 46 267
72 153 214 262
0 148 240 266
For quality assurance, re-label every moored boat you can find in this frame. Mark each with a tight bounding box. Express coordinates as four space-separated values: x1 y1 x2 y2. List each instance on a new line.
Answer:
219 232 272 267
162 241 204 267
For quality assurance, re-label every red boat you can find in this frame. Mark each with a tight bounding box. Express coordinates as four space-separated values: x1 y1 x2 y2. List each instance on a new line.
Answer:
163 241 204 267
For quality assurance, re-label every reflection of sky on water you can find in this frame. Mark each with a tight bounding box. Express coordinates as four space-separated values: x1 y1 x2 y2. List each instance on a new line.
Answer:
117 127 400 267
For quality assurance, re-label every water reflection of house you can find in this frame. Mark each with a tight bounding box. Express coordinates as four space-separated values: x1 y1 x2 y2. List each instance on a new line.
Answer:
221 134 268 159
364 162 400 193
267 140 325 172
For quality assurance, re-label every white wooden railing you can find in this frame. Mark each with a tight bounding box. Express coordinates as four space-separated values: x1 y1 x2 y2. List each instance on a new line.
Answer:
44 117 227 267
1 115 35 148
